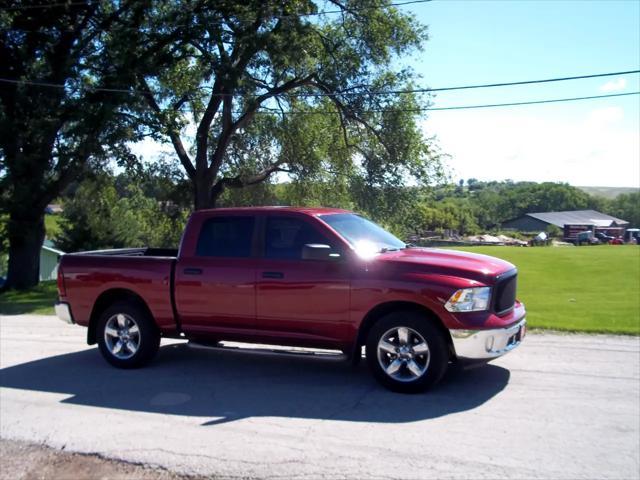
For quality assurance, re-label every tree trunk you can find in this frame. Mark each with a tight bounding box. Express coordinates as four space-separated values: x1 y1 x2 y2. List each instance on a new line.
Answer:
5 212 46 290
193 175 213 210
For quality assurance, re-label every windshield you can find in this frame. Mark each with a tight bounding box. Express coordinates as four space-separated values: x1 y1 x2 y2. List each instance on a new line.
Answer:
319 213 406 256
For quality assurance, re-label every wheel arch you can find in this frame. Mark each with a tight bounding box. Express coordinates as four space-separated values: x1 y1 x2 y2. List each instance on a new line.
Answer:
354 301 454 360
87 288 156 345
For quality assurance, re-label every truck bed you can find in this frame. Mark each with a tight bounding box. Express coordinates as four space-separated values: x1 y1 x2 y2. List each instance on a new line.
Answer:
59 248 178 334
70 247 178 258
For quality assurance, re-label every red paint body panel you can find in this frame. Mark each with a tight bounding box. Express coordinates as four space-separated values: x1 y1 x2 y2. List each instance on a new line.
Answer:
58 207 526 351
60 254 176 333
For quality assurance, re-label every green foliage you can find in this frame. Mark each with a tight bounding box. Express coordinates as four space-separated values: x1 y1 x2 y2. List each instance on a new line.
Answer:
0 1 154 288
44 215 61 239
545 224 563 238
452 246 640 335
133 0 441 208
398 199 479 237
607 192 640 227
55 174 189 252
423 181 607 231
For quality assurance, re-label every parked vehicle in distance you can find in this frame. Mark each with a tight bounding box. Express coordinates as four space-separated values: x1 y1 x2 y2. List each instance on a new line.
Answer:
55 207 526 393
575 230 600 246
624 228 640 245
595 232 615 243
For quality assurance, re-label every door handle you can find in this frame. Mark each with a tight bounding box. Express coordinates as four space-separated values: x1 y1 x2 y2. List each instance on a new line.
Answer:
262 271 284 279
183 268 203 275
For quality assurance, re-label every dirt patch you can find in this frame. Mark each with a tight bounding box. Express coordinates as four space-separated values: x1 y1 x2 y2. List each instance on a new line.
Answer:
0 438 196 480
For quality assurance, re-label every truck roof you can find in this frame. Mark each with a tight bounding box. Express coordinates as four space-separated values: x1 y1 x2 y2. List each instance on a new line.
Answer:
194 206 352 216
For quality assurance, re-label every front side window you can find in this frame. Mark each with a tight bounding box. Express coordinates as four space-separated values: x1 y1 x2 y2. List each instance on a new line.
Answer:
265 216 331 259
319 213 405 254
196 216 255 257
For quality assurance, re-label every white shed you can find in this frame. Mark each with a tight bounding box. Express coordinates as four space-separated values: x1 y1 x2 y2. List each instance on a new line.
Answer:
40 245 64 281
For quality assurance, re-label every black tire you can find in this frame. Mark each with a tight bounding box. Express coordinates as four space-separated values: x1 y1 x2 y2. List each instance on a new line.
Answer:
96 301 160 369
365 311 449 393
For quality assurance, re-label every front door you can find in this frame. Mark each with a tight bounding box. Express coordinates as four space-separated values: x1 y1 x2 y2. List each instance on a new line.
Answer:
255 214 351 347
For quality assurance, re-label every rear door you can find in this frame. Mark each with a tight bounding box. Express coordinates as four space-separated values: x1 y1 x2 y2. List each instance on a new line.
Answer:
255 214 351 347
175 214 257 336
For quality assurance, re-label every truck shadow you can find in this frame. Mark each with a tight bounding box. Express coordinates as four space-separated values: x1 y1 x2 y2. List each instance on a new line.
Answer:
0 343 510 425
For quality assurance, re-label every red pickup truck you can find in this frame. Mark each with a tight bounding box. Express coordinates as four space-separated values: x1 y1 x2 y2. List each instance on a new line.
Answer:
55 207 526 393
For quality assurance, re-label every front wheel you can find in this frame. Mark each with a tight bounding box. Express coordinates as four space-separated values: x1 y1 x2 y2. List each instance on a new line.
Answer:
365 311 449 393
97 302 160 369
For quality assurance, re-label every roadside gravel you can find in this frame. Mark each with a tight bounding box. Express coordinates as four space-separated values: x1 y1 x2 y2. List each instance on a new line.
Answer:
0 438 197 480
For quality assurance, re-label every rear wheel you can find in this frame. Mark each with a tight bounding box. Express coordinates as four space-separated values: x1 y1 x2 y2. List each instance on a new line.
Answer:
97 302 160 368
366 311 448 393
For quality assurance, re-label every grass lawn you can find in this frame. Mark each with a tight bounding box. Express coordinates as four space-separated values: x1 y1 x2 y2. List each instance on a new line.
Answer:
451 245 640 335
0 281 57 315
1 246 638 335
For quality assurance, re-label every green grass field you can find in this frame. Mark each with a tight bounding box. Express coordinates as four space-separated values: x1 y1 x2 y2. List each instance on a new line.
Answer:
0 281 57 315
1 246 639 335
451 245 640 335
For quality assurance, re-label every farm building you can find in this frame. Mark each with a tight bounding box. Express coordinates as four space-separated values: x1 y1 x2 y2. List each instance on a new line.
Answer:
502 210 629 232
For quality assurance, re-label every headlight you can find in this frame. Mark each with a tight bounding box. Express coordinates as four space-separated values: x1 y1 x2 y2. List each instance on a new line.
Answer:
444 287 492 312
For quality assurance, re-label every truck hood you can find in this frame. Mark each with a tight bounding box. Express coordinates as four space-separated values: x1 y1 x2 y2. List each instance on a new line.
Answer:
376 247 515 283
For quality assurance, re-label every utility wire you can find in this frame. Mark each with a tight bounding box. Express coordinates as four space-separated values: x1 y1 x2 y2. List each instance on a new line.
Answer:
0 69 638 98
413 70 640 94
0 0 432 13
429 91 638 110
0 1 95 9
251 91 640 115
300 91 640 113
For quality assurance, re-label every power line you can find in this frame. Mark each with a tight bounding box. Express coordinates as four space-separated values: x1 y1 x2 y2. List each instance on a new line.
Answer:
0 0 432 14
415 91 640 111
254 91 640 114
411 70 640 94
0 1 96 10
1 69 638 98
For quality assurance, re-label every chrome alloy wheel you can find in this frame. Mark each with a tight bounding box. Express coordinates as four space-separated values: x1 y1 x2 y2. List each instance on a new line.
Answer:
104 313 141 360
377 326 431 382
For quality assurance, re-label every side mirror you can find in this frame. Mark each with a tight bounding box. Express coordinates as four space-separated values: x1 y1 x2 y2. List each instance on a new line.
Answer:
302 244 341 261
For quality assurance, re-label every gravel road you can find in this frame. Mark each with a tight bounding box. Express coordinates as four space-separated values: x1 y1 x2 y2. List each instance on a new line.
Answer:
1 315 639 479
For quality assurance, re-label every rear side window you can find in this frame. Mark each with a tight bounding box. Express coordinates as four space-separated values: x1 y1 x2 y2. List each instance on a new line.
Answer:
196 216 255 257
265 216 331 259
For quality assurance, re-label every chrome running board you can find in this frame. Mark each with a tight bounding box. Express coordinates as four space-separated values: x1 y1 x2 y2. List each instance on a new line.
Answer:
187 341 349 361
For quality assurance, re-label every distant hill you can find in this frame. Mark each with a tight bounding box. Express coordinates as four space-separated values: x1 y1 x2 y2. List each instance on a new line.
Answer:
577 186 639 199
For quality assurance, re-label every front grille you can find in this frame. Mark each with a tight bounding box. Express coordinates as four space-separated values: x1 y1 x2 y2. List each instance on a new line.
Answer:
494 270 517 315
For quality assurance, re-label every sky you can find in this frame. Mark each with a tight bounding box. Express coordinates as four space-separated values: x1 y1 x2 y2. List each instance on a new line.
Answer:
403 0 640 187
131 0 640 188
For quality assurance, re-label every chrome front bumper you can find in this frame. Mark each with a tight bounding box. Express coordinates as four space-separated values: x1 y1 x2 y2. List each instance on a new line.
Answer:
449 318 526 360
55 302 74 324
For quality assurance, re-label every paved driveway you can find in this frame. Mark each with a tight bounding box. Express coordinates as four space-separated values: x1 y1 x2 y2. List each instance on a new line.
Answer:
1 315 639 479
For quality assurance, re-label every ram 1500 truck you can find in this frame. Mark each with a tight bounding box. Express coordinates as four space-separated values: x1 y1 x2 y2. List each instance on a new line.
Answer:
56 207 526 393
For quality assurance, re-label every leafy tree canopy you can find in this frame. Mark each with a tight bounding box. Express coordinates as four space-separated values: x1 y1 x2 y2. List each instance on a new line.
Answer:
132 0 443 208
0 0 154 288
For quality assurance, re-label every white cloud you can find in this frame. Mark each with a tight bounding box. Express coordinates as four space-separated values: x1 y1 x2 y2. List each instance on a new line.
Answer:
600 78 627 92
422 106 640 188
586 106 624 125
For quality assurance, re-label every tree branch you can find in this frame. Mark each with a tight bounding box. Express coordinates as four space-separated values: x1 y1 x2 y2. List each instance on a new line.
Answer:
210 160 289 200
310 79 392 155
138 77 196 179
207 74 315 180
194 78 223 173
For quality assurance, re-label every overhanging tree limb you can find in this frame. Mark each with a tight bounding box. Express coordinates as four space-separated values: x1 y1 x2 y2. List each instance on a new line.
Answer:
138 76 196 180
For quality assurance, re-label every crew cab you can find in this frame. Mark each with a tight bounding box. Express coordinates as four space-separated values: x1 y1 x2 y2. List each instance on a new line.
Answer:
55 207 526 393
